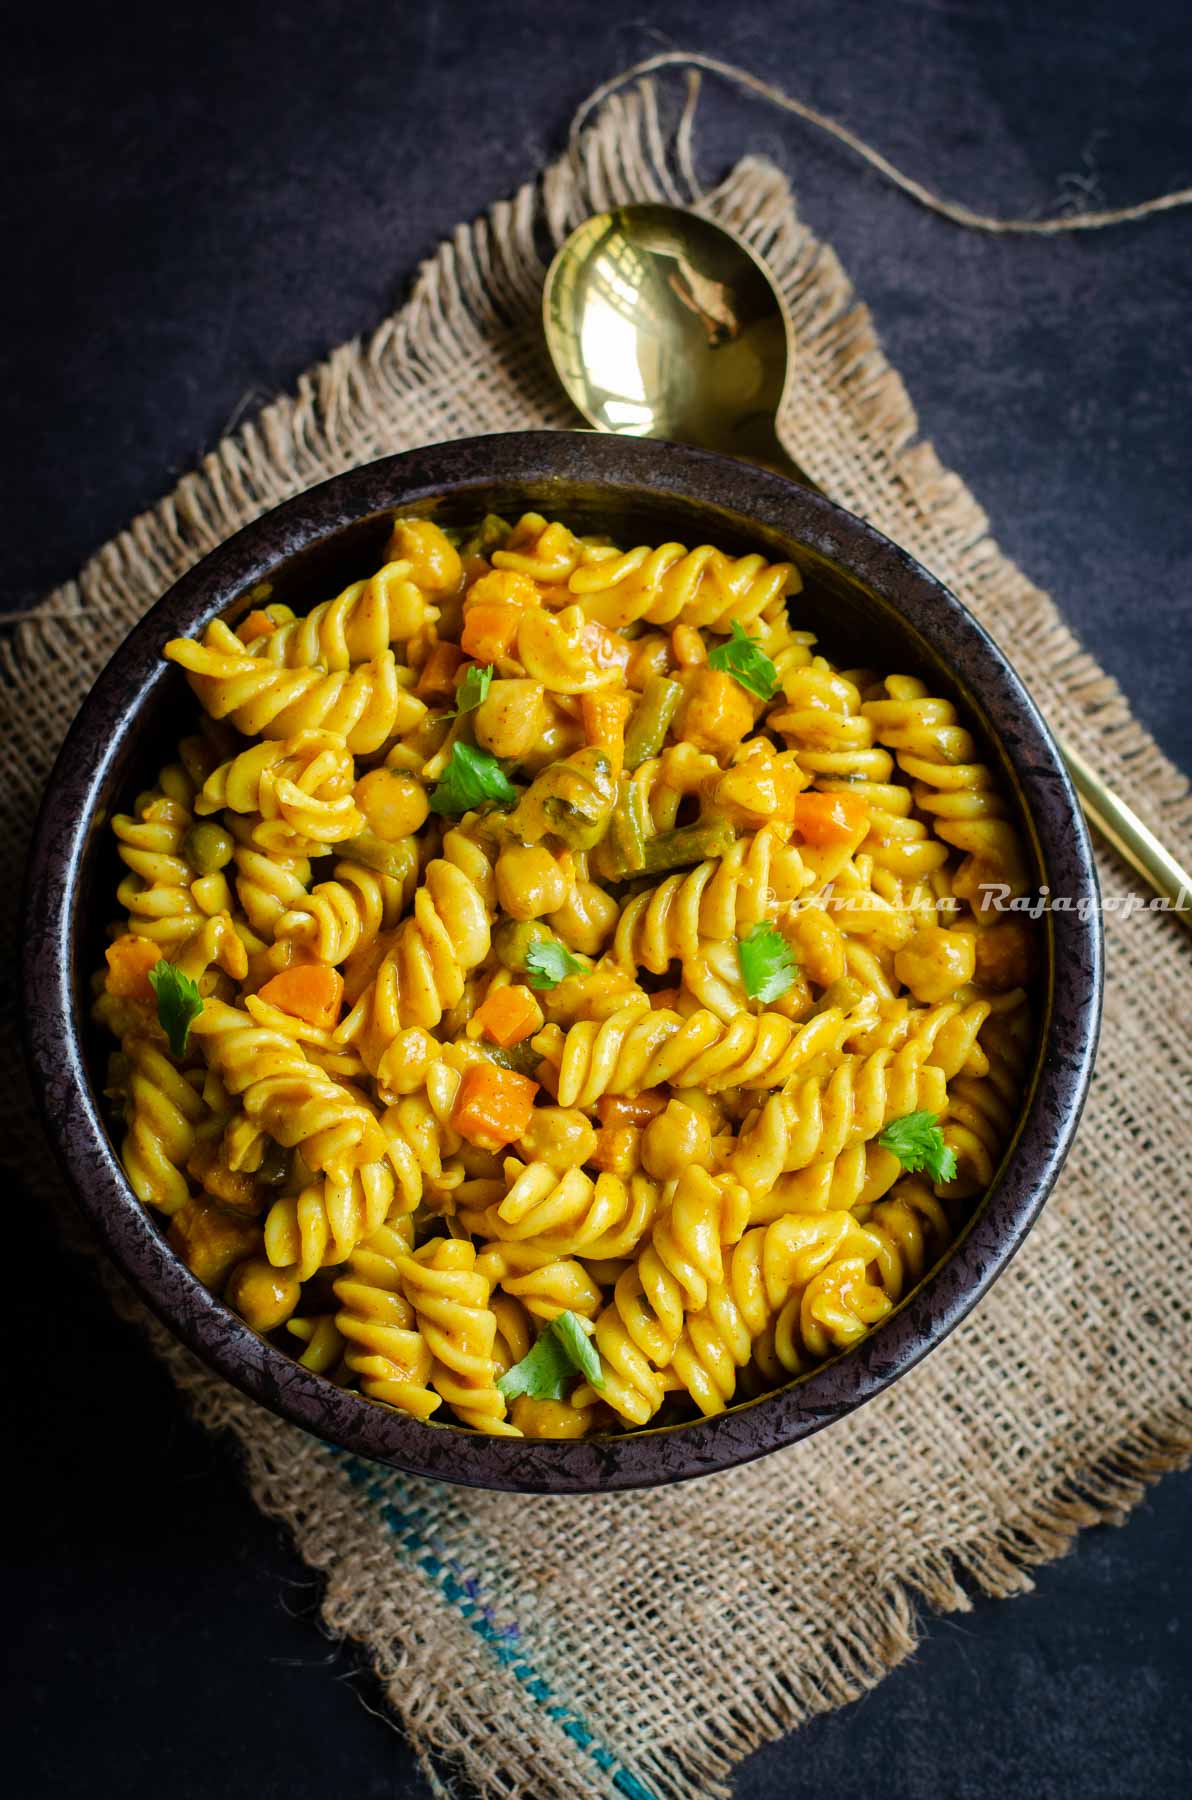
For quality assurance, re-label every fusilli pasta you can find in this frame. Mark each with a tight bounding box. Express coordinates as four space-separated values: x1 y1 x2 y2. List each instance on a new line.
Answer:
94 510 1039 1438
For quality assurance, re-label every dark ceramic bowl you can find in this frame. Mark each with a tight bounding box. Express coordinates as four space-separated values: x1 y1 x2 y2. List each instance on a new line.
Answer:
23 431 1102 1493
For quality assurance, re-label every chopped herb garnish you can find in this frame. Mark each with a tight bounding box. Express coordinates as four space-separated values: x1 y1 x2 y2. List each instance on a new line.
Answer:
736 921 798 1004
148 961 204 1058
524 938 587 991
707 621 780 702
878 1111 958 1185
427 741 517 816
497 1310 605 1402
448 663 492 719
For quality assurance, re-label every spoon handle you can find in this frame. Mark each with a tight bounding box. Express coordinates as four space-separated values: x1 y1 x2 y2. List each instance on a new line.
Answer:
1060 738 1192 931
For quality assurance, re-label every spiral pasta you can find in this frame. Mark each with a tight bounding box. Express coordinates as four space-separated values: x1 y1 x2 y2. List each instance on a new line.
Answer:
166 621 426 754
398 1239 519 1435
95 510 1038 1439
334 1218 440 1419
196 730 363 848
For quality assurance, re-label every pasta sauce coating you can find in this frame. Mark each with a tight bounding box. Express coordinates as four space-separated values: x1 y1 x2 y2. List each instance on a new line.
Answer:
94 512 1038 1436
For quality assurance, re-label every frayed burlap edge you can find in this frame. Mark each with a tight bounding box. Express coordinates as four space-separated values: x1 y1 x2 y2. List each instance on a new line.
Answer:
4 77 1191 1800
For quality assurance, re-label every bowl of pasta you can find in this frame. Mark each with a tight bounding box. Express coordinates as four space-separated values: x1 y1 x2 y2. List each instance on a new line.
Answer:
24 430 1101 1491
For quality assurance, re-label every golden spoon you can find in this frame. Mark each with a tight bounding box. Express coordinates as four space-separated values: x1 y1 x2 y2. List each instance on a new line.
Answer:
543 202 1192 927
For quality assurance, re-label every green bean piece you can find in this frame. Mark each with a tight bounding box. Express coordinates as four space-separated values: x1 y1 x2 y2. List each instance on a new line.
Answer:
477 1040 543 1078
183 821 234 874
492 918 554 973
623 675 682 771
593 780 652 881
638 819 735 877
256 1140 292 1188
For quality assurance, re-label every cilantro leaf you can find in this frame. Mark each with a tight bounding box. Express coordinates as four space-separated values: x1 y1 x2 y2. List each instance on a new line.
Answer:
524 938 587 991
707 621 779 702
148 961 204 1058
427 741 517 816
497 1310 605 1403
878 1111 958 1184
448 663 492 719
737 921 798 1004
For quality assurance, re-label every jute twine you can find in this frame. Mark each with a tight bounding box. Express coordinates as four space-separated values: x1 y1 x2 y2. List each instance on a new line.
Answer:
3 80 1191 1800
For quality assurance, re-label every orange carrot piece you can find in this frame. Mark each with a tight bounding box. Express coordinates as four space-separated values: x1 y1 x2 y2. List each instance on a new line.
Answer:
460 602 523 663
236 609 277 644
104 934 163 1000
415 641 464 701
793 791 871 847
596 1091 667 1128
451 1063 539 1149
580 691 633 777
472 984 543 1048
258 963 345 1030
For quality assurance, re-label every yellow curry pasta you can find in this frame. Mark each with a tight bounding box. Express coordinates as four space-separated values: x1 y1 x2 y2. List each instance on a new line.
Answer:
94 509 1038 1438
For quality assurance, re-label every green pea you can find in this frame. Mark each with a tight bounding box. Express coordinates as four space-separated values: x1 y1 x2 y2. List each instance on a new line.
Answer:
492 918 552 973
184 822 234 874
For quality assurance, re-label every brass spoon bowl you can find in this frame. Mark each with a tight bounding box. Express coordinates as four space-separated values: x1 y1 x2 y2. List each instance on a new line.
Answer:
544 202 1191 923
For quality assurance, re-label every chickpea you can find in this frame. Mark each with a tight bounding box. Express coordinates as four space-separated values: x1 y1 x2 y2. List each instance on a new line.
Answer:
625 632 671 690
671 624 706 668
517 1105 598 1170
377 1026 439 1097
388 519 462 594
511 1396 591 1438
893 925 977 1004
473 678 549 761
183 821 234 875
548 880 620 957
225 1258 301 1332
784 904 846 989
972 919 1036 993
496 843 570 920
641 1100 713 1182
353 768 429 841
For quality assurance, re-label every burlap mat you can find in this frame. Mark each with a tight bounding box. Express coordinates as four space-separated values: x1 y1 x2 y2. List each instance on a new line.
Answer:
4 83 1191 1800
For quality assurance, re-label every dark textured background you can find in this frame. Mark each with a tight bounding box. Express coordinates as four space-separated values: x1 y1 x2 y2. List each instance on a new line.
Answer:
5 3 1190 1796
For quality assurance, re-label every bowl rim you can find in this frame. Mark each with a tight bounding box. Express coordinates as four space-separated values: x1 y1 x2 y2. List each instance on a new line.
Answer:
22 429 1103 1493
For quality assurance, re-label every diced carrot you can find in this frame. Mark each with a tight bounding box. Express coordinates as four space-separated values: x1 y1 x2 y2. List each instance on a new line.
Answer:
258 963 345 1030
450 1063 539 1150
677 668 755 754
104 934 163 1000
415 640 464 701
793 791 871 846
472 984 543 1048
460 602 523 663
582 621 632 673
596 1091 667 1128
465 569 542 610
671 624 706 668
580 692 633 777
648 987 681 1012
236 609 277 644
